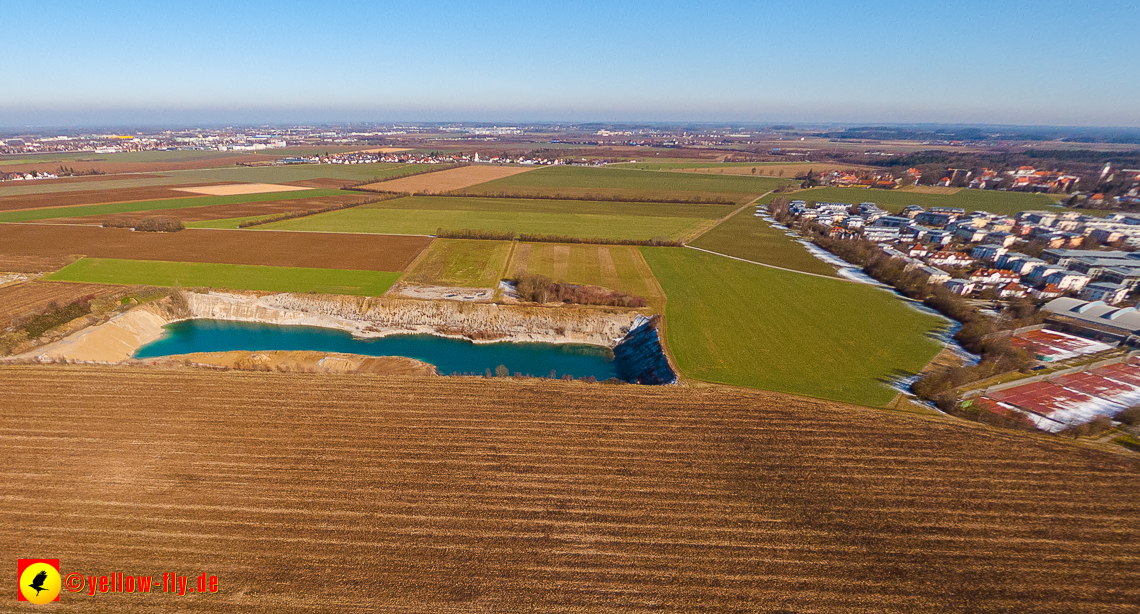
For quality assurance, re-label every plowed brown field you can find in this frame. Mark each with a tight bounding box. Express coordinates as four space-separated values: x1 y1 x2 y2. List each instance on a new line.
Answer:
42 194 366 224
0 281 128 327
1 365 1138 613
0 185 216 212
0 225 429 271
360 165 535 194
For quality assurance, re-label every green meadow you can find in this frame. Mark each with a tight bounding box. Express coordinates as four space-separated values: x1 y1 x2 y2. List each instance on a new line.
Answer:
256 196 722 240
642 247 945 406
689 206 838 277
45 258 401 296
403 239 513 288
454 165 795 202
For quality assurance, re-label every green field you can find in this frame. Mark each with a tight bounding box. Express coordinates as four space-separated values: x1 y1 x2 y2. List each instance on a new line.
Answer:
763 186 1071 216
403 239 512 287
0 189 351 223
642 247 945 406
45 258 401 296
256 196 723 240
508 242 665 308
351 195 736 218
455 166 794 202
689 207 838 276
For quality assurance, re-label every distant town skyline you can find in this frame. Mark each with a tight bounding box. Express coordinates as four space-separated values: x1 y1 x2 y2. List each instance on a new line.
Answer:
4 0 1138 128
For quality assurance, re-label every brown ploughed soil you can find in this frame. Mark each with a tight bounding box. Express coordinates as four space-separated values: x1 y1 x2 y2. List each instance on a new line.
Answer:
1 364 1138 612
43 194 366 224
0 224 430 271
0 185 220 213
360 165 535 194
0 281 128 328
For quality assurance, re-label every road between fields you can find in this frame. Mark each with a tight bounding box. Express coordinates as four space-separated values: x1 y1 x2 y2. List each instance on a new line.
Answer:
683 190 773 244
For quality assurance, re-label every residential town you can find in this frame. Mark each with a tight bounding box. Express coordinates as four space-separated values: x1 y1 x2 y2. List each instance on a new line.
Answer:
782 198 1140 307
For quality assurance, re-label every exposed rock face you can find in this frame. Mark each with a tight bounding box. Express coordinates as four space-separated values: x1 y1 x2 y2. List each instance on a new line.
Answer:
613 315 677 385
186 292 639 348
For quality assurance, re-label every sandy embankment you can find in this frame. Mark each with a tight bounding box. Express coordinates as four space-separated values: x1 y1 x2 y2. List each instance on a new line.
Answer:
23 305 170 363
147 350 437 375
18 290 639 364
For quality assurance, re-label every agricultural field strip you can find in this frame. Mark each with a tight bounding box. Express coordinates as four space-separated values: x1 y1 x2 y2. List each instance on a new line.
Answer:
685 245 851 281
0 224 431 272
0 189 351 222
3 367 1138 612
46 259 402 296
459 165 795 194
258 207 710 241
643 248 945 406
358 195 736 218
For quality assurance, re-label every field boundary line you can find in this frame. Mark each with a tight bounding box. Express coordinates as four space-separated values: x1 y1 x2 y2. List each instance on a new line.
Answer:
684 191 772 244
499 240 518 283
684 245 859 283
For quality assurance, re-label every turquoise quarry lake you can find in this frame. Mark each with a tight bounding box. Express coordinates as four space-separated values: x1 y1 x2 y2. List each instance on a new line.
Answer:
134 320 620 380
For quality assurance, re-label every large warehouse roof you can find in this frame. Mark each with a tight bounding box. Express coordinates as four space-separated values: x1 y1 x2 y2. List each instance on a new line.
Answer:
1043 297 1140 334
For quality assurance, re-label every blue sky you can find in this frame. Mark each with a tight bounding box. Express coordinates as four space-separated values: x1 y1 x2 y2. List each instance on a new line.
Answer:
3 0 1138 127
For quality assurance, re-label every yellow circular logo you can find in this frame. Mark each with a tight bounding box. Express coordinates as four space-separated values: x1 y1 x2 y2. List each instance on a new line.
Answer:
19 562 61 604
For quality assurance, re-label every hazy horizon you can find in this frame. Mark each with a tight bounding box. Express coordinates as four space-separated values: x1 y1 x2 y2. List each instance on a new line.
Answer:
5 0 1138 129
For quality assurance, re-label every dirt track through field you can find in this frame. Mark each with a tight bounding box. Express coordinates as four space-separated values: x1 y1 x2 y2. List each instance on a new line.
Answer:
361 165 535 194
0 224 429 272
1 365 1138 612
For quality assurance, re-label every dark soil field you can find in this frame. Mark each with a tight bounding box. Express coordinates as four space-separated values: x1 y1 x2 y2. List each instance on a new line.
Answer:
1 365 1137 613
0 281 128 328
0 225 430 272
42 194 367 224
0 185 220 212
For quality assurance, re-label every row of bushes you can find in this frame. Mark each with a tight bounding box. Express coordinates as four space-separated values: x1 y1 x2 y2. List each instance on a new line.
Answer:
515 274 647 308
238 195 401 228
435 228 682 247
435 228 517 241
445 190 737 205
102 217 185 232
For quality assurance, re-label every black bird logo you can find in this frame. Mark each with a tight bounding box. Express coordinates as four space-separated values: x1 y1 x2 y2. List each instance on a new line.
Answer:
28 570 48 596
